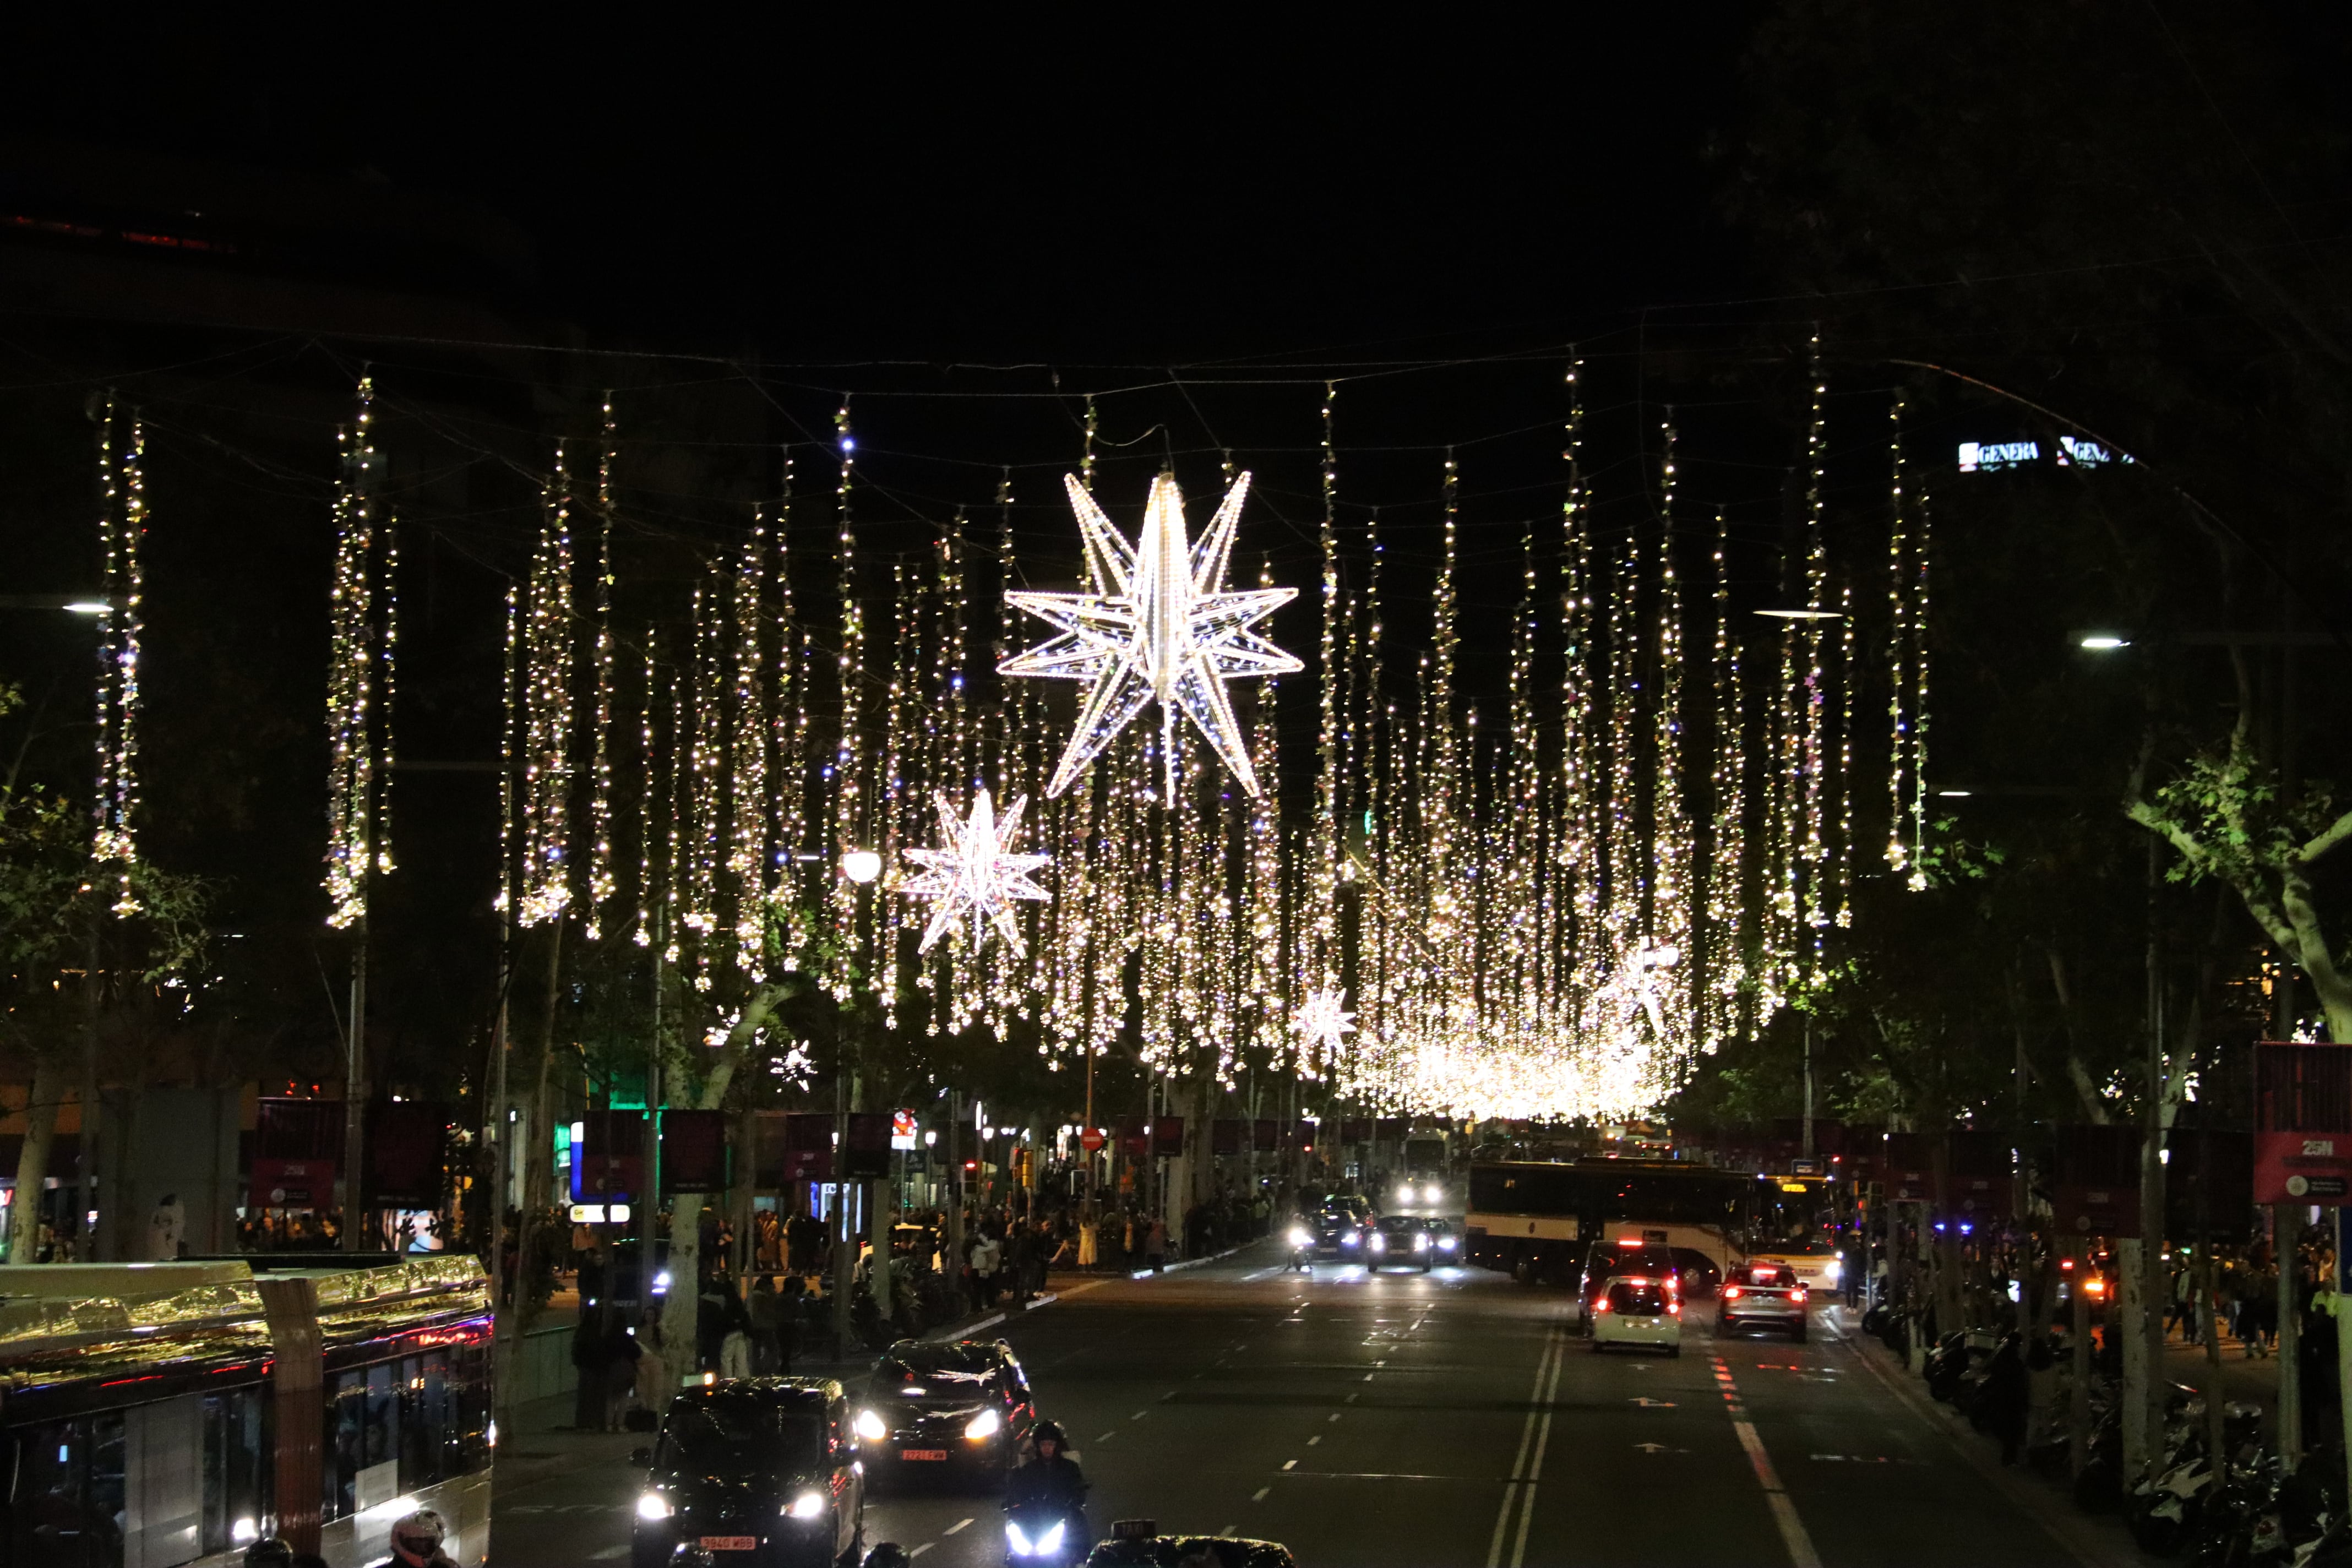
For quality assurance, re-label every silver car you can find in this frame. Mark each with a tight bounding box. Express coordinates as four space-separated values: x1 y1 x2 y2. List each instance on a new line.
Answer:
1718 1260 1810 1341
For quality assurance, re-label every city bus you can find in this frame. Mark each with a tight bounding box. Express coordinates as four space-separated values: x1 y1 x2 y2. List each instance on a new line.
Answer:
1465 1158 1755 1282
0 1253 493 1567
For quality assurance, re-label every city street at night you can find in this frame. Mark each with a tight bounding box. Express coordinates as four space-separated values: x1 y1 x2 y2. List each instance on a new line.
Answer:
494 1245 2100 1568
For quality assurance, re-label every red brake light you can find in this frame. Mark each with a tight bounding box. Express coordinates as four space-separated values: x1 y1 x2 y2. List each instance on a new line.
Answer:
1668 1302 1681 1316
1616 1237 1643 1248
1723 1286 1742 1299
1793 1287 1808 1302
1594 1297 1611 1314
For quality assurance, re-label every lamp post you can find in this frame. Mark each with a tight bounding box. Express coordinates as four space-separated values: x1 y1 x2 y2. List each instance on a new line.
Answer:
835 849 881 1359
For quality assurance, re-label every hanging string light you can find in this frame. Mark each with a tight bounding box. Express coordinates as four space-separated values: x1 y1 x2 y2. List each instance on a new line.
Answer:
1909 486 1934 889
515 445 577 927
323 381 378 930
584 396 619 940
1707 509 1746 1043
831 401 863 993
1885 391 1913 873
90 398 146 916
729 518 772 957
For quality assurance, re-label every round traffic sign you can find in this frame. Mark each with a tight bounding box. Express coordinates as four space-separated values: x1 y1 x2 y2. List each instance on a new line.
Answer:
1080 1126 1107 1153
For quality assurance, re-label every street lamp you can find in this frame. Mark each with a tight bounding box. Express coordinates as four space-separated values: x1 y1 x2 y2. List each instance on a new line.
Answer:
840 848 883 885
2079 634 2132 651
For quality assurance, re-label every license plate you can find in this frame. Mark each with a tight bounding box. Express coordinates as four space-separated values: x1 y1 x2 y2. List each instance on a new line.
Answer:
901 1448 949 1461
699 1538 758 1552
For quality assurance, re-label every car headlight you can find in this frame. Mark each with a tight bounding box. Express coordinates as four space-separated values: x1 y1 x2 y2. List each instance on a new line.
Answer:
1413 1232 1428 1251
1439 1234 1458 1250
1395 1188 1413 1206
854 1408 887 1441
1369 1233 1386 1253
1425 1184 1441 1204
651 1270 672 1294
1289 1227 1310 1247
965 1407 1002 1440
1342 1232 1359 1247
786 1490 826 1520
636 1492 673 1521
1825 1258 1841 1282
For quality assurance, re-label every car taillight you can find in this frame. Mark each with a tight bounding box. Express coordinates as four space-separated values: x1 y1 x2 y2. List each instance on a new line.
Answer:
1668 1302 1681 1315
1723 1286 1742 1299
1792 1287 1808 1302
1593 1297 1611 1314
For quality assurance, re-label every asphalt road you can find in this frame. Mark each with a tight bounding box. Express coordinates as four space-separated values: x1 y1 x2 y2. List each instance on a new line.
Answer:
491 1239 2091 1567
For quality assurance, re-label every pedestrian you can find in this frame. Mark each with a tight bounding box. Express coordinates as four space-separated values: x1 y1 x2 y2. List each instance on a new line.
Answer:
721 1288 754 1380
569 1310 609 1430
1981 1332 2028 1464
749 1275 782 1374
776 1278 803 1374
635 1310 671 1414
602 1312 641 1431
1146 1216 1167 1273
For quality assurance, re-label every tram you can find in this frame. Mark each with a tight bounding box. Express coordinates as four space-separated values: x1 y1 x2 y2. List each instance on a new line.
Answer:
0 1253 492 1567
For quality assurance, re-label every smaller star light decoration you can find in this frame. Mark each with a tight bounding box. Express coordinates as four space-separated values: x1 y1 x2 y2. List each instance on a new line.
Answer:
1294 986 1356 1075
897 788 1053 955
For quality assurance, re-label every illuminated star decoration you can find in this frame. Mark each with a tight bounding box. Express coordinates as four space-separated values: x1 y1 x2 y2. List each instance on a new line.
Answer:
1294 986 1356 1074
897 788 1053 955
1000 471 1300 805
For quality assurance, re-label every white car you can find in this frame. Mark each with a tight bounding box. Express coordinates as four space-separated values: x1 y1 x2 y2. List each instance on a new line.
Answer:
1590 1275 1681 1357
1719 1260 1810 1341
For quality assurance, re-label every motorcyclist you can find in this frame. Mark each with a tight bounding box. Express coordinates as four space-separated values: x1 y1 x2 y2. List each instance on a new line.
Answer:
371 1509 459 1568
243 1541 295 1568
1005 1419 1088 1515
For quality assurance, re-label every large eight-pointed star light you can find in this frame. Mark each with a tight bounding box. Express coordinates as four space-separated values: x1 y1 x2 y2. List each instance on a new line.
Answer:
897 789 1053 955
1000 471 1300 804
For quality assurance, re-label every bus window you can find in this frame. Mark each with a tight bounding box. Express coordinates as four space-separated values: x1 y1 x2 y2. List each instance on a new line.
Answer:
401 1352 445 1491
200 1385 271 1558
327 1369 364 1521
11 1412 127 1566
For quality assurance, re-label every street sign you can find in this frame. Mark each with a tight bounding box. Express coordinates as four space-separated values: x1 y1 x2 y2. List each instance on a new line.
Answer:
1079 1126 1107 1153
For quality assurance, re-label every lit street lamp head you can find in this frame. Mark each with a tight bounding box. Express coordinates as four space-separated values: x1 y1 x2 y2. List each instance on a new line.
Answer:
840 848 883 885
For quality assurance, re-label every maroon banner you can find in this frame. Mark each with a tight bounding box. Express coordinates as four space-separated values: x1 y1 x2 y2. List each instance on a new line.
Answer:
841 1111 892 1179
1153 1117 1186 1157
1340 1118 1372 1144
1253 1119 1279 1153
2167 1128 2253 1235
1883 1132 1933 1202
256 1097 341 1160
1376 1117 1408 1140
1118 1116 1149 1158
251 1157 335 1208
2256 1042 2352 1203
770 1112 834 1183
2055 1124 2142 1237
574 1109 646 1203
1947 1129 2012 1219
1295 1120 1319 1153
1212 1118 1244 1157
662 1109 729 1193
368 1102 449 1207
1844 1126 1885 1181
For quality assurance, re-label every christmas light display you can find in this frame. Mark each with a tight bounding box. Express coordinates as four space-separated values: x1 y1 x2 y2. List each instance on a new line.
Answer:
323 380 382 930
1294 986 1355 1076
897 788 1052 955
1001 472 1300 805
90 397 145 916
515 447 577 928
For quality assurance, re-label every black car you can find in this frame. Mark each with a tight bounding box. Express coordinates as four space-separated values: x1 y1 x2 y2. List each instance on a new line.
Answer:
1303 1207 1365 1261
853 1337 1035 1488
631 1378 865 1568
1366 1213 1435 1272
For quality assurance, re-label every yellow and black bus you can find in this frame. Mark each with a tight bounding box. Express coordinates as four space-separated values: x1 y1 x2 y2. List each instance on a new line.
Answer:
0 1253 492 1567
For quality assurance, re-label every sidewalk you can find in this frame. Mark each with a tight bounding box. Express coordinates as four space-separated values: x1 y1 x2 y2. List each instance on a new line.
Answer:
1843 1321 2145 1568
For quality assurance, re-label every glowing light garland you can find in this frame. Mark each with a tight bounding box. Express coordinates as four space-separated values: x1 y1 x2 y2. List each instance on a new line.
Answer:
90 397 145 916
515 447 576 928
1000 472 1300 805
323 380 384 930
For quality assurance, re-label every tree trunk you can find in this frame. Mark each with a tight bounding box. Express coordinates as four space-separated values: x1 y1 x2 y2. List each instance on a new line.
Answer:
7 1056 62 1264
509 923 566 1341
660 981 786 1365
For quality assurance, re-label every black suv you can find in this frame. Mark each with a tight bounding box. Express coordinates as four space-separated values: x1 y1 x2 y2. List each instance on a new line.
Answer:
631 1378 865 1567
853 1337 1035 1489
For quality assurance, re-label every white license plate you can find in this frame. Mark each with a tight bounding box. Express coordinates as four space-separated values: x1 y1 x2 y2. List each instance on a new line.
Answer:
901 1447 948 1461
699 1537 759 1552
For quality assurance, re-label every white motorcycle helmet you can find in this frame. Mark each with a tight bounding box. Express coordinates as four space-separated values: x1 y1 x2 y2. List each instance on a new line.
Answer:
390 1509 448 1559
